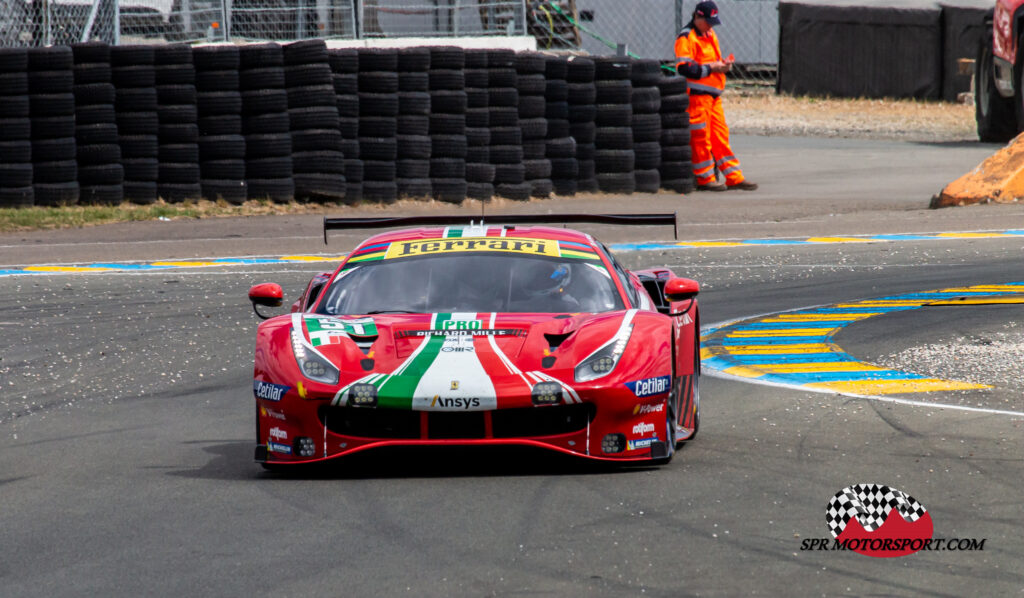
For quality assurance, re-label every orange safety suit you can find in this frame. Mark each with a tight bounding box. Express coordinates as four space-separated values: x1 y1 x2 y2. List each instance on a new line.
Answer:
674 26 745 187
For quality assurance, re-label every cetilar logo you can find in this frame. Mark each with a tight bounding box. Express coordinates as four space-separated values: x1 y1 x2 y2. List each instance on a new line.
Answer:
826 484 933 557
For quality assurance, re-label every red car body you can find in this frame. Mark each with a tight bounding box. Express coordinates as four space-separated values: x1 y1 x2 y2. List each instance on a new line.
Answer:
249 217 701 468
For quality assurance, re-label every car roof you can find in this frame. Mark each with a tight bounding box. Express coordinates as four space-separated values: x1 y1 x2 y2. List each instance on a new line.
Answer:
351 224 600 250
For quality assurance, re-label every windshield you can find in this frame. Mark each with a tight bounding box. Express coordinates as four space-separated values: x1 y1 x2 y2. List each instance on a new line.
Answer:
317 253 625 315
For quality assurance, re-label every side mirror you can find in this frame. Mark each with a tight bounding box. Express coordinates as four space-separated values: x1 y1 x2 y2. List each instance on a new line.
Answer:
664 277 700 303
249 283 283 319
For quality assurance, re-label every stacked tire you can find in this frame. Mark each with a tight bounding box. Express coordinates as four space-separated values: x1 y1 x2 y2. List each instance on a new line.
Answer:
544 55 576 196
358 48 399 203
240 43 293 202
193 45 246 204
72 43 123 206
631 59 663 193
0 48 33 207
658 75 695 194
516 52 551 198
428 46 468 204
464 49 494 202
284 40 345 202
30 47 79 206
328 48 362 204
155 44 201 203
488 49 528 201
593 56 634 194
395 47 432 199
566 56 597 193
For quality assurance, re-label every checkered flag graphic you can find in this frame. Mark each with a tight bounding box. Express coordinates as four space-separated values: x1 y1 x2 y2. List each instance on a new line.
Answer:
826 484 927 537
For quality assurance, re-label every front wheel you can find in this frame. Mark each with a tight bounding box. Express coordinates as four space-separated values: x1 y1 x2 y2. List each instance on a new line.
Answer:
978 31 1016 142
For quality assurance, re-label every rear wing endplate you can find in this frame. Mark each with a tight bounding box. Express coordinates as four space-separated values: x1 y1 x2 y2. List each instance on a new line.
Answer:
323 213 677 244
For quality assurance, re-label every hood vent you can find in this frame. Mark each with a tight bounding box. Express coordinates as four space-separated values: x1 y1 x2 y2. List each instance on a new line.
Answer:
350 334 377 354
543 331 574 352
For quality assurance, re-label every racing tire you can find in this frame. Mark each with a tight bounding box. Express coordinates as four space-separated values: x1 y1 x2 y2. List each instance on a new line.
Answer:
428 69 466 91
359 117 398 138
488 68 517 88
158 182 202 203
594 127 633 150
595 103 632 127
466 108 489 129
246 178 295 203
657 76 687 97
494 181 531 201
33 181 80 206
593 57 631 81
567 104 597 124
363 160 397 181
396 115 429 136
595 149 635 173
465 49 488 69
361 180 398 204
288 107 338 131
465 181 494 201
0 118 30 142
328 49 359 74
634 142 662 170
577 158 596 180
359 137 398 161
357 49 399 73
200 178 247 204
465 162 495 183
596 172 635 194
488 87 518 107
291 129 342 153
157 162 201 185
493 163 525 185
566 57 595 83
336 94 359 119
357 92 400 116
396 177 433 199
429 47 465 70
594 79 631 104
0 95 28 119
80 184 123 205
517 96 546 119
396 159 430 179
333 73 359 95
634 169 661 193
466 71 490 92
357 71 399 93
466 126 490 147
430 158 465 179
431 134 468 159
552 177 578 196
529 178 552 198
285 64 333 88
431 178 467 204
397 47 431 72
73 82 116 105
577 177 599 193
429 114 466 135
522 139 546 160
632 113 663 143
978 31 1016 142
520 117 548 140
545 100 570 121
395 135 432 159
570 122 596 144
631 86 661 114
397 72 429 92
398 91 431 115
283 39 328 67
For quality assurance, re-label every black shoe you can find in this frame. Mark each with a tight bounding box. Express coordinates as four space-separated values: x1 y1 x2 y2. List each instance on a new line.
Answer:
696 182 727 192
728 180 758 191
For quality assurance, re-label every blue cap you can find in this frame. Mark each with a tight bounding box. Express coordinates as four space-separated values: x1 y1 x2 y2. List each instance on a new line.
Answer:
695 1 721 26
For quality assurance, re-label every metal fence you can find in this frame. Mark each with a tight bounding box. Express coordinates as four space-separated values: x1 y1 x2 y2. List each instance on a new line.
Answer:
0 0 778 84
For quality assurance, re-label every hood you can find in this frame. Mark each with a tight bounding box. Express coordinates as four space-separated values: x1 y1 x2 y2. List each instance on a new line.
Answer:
292 311 635 410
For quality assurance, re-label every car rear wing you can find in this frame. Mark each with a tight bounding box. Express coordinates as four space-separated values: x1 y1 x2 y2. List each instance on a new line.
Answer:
323 213 677 244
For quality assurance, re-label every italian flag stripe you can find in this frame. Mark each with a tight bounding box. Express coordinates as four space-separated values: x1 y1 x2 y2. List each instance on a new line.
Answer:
373 313 453 408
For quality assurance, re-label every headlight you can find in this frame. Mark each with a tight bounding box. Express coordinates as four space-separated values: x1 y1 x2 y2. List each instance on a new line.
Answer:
291 327 340 385
574 323 633 382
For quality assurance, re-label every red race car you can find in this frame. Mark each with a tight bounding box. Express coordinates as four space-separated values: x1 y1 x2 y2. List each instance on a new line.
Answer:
248 214 701 468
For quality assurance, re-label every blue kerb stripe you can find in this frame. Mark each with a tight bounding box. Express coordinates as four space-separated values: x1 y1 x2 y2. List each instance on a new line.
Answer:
87 263 174 270
1006 230 1024 235
797 307 917 314
720 353 856 364
759 370 926 383
714 336 831 345
0 269 43 275
879 291 1011 301
210 258 285 265
870 234 945 241
733 321 860 330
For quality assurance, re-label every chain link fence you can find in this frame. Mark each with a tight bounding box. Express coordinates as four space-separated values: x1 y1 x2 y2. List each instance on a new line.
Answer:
0 0 777 85
528 0 778 85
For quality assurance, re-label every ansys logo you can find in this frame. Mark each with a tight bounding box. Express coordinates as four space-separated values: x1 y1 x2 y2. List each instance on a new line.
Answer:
826 484 933 557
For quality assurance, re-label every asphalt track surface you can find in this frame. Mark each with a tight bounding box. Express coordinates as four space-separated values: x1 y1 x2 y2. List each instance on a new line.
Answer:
2 135 1023 597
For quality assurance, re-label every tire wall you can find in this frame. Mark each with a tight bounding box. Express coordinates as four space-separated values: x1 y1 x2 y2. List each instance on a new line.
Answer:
0 43 694 208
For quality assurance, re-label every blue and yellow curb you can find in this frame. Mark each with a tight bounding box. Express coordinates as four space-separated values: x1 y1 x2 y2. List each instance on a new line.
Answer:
614 230 1024 251
700 282 1024 394
0 255 348 277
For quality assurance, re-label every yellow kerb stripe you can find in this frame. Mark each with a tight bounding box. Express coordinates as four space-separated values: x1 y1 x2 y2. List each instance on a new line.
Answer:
806 237 877 243
806 379 991 394
726 328 835 337
760 313 877 322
